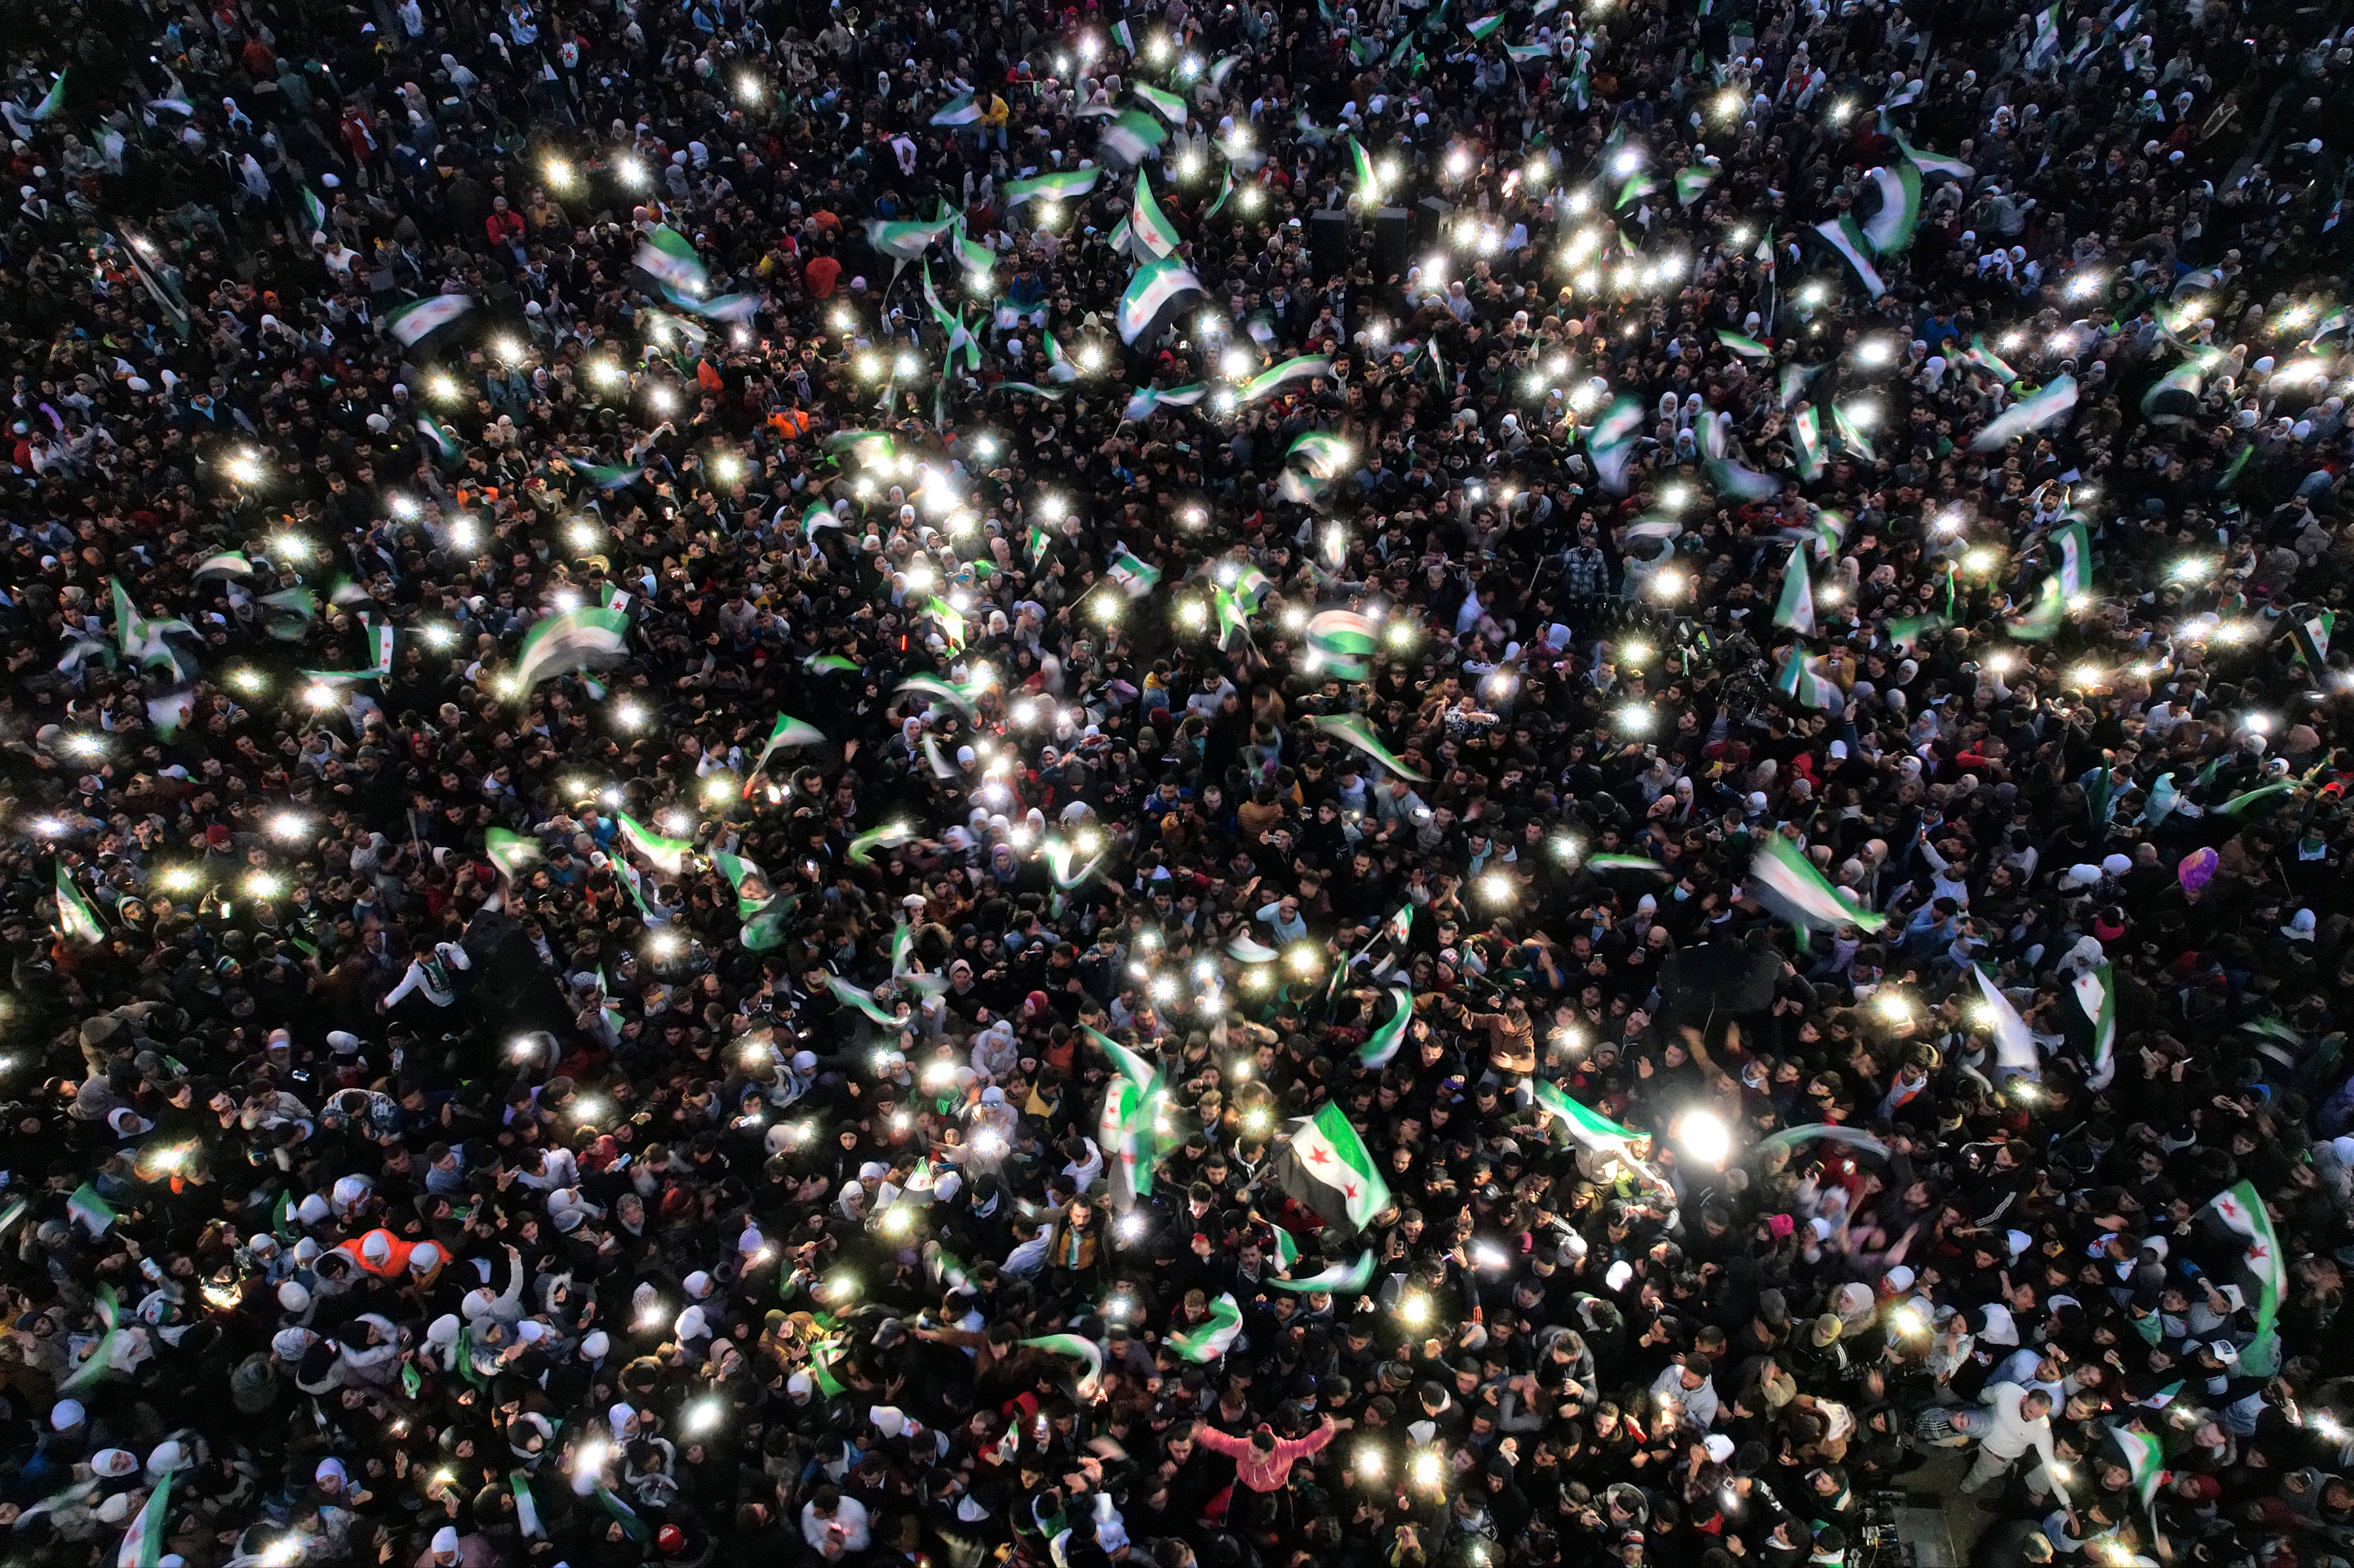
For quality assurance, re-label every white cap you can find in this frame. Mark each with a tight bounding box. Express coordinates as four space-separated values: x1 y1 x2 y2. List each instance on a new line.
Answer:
49 1399 84 1430
433 1528 461 1556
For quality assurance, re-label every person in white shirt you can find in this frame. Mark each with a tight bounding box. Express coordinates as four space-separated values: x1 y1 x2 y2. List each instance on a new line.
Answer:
1953 1381 2069 1498
802 1486 871 1560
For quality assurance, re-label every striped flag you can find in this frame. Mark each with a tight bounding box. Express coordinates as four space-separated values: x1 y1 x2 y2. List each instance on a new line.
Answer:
1002 168 1101 207
1023 1333 1107 1395
1533 1080 1644 1155
298 187 329 235
68 1181 119 1236
193 551 253 578
1895 134 1973 183
1305 609 1379 679
1313 712 1428 780
930 92 983 126
1973 965 2041 1079
1275 1104 1390 1232
846 823 918 866
54 864 107 945
1204 167 1235 219
2052 518 2093 599
635 226 710 292
1227 932 1279 963
1357 986 1415 1069
1717 328 1770 357
1267 1251 1376 1295
1466 13 1504 38
1167 1293 1244 1361
616 812 691 875
30 73 68 121
1971 375 2078 451
1793 405 1828 480
2074 960 2117 1090
1812 215 1887 298
1107 548 1163 597
749 714 828 784
827 976 903 1029
892 673 991 715
1962 336 2019 384
1238 355 1330 402
1135 82 1188 124
485 828 542 882
1085 1025 1160 1091
1128 175 1181 257
1588 853 1672 876
2112 1427 2165 1511
1675 167 1716 206
381 293 473 347
954 221 996 276
1099 107 1168 164
1345 137 1379 203
1859 161 1921 253
2215 780 2298 818
1756 1124 1891 1161
147 686 197 740
595 1484 651 1543
1588 395 1645 491
2206 1181 2282 1375
2290 610 2337 675
866 213 957 262
1116 256 1204 344
2010 575 2065 640
1775 646 1844 710
1832 401 1877 462
1122 382 1205 420
115 1471 170 1568
1772 545 1817 634
1746 834 1886 933
1098 1074 1160 1207
513 604 630 690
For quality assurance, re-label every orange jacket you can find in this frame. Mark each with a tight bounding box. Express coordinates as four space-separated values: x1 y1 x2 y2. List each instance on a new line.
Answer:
336 1228 418 1278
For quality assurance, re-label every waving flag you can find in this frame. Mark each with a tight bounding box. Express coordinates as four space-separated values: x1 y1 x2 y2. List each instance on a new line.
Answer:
115 1471 171 1568
1773 545 1817 634
1357 986 1415 1069
1717 329 1770 357
1003 168 1101 207
1227 931 1279 963
1755 1124 1892 1162
53 863 108 945
893 673 991 715
1859 162 1922 253
1085 1024 1160 1092
1792 405 1828 480
1896 134 1973 183
1267 1251 1376 1295
1972 375 2078 450
615 812 691 875
1023 1333 1107 1396
1832 401 1877 462
2206 1181 2282 1376
2009 575 2065 640
1812 215 1887 298
930 92 983 126
1117 257 1203 343
1973 966 2042 1079
1305 610 1379 680
1533 1080 1644 1155
382 293 473 347
1107 548 1163 597
2051 518 2093 599
846 823 918 867
513 605 630 690
1167 1293 1244 1361
1746 834 1886 933
68 1181 119 1236
2290 610 2336 675
2074 960 2118 1090
1314 712 1428 780
1134 81 1189 124
1275 1104 1391 1232
1123 382 1206 420
1675 167 1717 206
1128 175 1181 257
1775 647 1844 710
485 828 543 883
1099 107 1168 164
1237 355 1330 402
1099 1075 1161 1208
1587 395 1645 491
634 226 710 294
866 212 958 264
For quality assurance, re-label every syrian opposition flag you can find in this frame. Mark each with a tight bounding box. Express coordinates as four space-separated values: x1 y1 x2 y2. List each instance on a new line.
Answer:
1971 375 2079 450
1812 216 1887 299
845 823 917 867
1238 356 1330 403
2052 518 2094 599
1085 1025 1159 1092
1023 1333 1107 1396
1717 328 1770 358
1532 1080 1645 1156
2010 574 2066 640
1099 107 1168 164
1099 1073 1161 1206
1135 82 1188 124
1772 544 1817 634
1002 168 1101 207
1127 175 1181 257
116 1470 171 1568
1357 985 1415 1069
485 828 543 883
193 550 253 578
616 811 691 875
930 91 983 126
1832 400 1877 462
1775 647 1844 711
2290 610 2336 676
382 293 473 347
634 226 710 293
1756 1123 1892 1161
1746 834 1886 934
68 1181 119 1236
1168 1293 1244 1361
513 604 630 691
1587 395 1645 491
1859 161 1921 254
53 864 108 945
1973 965 2043 1080
1792 406 1828 480
1267 1251 1376 1295
1314 712 1428 781
2206 1180 2283 1375
2112 1427 2166 1512
1107 548 1163 597
749 713 828 784
1275 1102 1392 1233
1305 610 1378 680
1122 382 1205 420
1963 336 2020 384
1896 135 1973 183
1117 257 1204 344
2074 960 2118 1090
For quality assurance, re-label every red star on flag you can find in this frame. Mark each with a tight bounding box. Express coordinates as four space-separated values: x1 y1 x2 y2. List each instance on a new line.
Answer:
2247 1240 2270 1264
1341 1181 1359 1200
1305 1146 1332 1167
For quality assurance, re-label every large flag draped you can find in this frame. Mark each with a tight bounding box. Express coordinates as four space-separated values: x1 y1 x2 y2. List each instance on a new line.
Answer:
1746 835 1887 933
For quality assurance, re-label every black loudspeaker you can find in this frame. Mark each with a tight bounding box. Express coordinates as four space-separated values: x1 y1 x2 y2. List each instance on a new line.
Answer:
1371 206 1412 279
1307 210 1352 280
1413 195 1452 243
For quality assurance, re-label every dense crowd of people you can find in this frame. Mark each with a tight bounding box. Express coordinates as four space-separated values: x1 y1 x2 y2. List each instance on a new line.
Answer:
4 0 2354 1567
